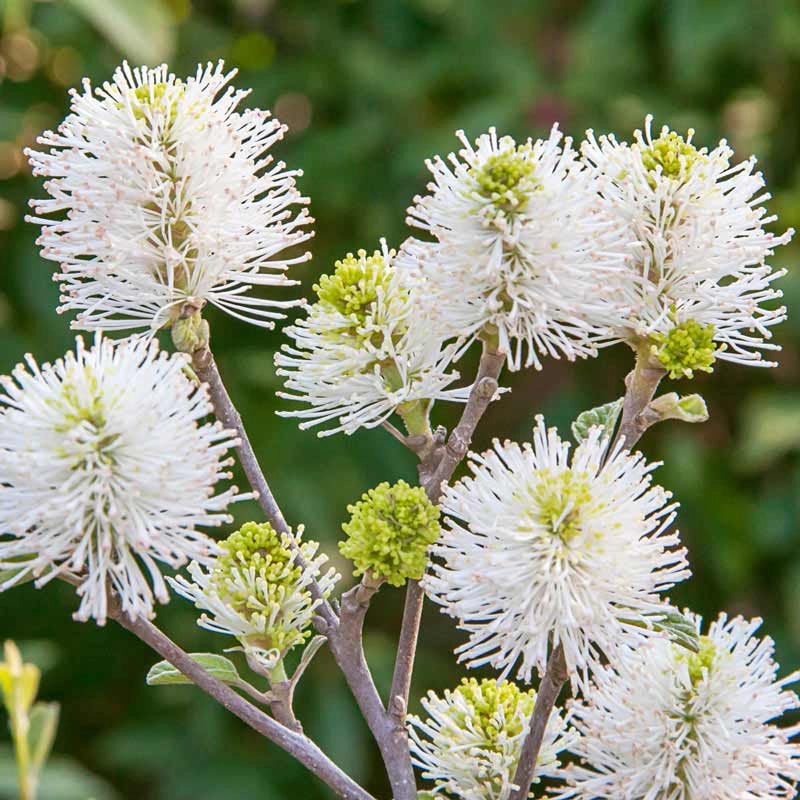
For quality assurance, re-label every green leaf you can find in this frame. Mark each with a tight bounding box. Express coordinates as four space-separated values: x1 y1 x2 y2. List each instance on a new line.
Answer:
571 397 624 443
146 654 243 687
28 702 60 772
648 392 709 424
621 608 700 653
63 0 176 63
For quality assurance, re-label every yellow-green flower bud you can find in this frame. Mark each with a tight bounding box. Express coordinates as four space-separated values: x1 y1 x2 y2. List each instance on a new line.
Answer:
314 250 391 326
451 678 535 745
211 522 310 655
641 130 705 182
650 319 718 380
532 469 592 543
339 480 441 587
681 635 717 688
471 144 538 213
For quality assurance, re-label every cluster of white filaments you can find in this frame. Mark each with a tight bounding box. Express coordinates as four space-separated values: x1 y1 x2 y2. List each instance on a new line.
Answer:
582 115 793 370
0 335 248 624
275 241 467 436
170 522 338 673
408 677 575 800
425 417 690 692
559 613 800 799
26 61 312 333
399 125 627 371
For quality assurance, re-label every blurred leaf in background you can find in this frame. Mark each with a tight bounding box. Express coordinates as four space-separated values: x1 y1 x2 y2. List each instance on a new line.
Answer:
1 0 799 797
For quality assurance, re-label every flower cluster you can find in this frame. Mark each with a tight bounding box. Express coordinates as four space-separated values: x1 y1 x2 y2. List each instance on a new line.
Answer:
0 335 246 624
425 416 689 691
26 61 312 334
276 243 466 436
339 480 441 587
399 126 627 371
582 115 792 372
408 677 574 800
559 613 800 799
4 56 798 800
170 522 338 674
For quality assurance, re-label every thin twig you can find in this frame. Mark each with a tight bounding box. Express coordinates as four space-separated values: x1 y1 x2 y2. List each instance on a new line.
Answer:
389 339 505 721
192 347 338 631
612 345 666 452
382 419 409 446
508 645 568 800
389 580 425 718
327 575 417 800
109 606 375 800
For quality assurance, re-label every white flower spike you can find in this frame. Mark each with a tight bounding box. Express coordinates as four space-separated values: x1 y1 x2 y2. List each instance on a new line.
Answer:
582 115 793 377
26 61 312 334
408 677 575 800
276 241 467 436
559 612 800 799
0 335 249 624
170 521 339 674
425 416 690 693
400 126 627 370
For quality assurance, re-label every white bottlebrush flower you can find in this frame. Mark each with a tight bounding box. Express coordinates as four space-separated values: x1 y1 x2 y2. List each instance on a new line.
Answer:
559 612 800 799
26 60 312 334
170 521 338 674
275 241 467 436
0 335 247 624
581 115 793 377
425 416 689 692
408 677 575 800
400 125 627 371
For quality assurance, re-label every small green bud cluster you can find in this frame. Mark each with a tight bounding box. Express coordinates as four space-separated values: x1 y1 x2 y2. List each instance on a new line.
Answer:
471 144 538 213
641 130 705 182
449 677 536 747
339 480 441 587
650 319 718 380
212 522 311 655
314 250 392 326
532 469 592 542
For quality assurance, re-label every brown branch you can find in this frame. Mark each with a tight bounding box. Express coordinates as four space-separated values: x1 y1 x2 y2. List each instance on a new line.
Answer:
192 348 338 631
508 645 568 800
110 607 375 800
326 575 417 800
426 342 505 500
388 580 425 718
613 344 666 452
389 340 505 721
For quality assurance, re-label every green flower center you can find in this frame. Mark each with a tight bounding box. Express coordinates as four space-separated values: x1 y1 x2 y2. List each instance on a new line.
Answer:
640 130 705 182
451 678 535 747
532 470 592 542
683 636 716 687
471 145 538 212
211 522 310 653
129 81 183 124
339 480 440 587
314 250 391 326
650 319 717 380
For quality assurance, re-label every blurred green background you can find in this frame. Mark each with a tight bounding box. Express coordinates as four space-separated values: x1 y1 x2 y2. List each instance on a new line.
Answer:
1 0 800 797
